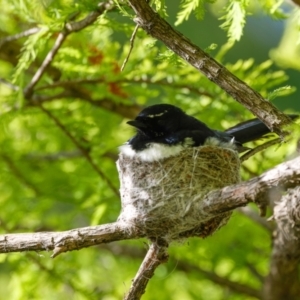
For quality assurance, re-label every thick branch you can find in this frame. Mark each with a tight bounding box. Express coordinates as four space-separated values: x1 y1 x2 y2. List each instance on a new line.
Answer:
201 155 300 217
0 222 142 258
263 187 300 300
127 0 291 136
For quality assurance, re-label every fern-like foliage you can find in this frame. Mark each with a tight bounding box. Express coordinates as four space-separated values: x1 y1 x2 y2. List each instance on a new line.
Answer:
258 0 287 19
12 26 52 84
219 0 249 42
175 0 206 26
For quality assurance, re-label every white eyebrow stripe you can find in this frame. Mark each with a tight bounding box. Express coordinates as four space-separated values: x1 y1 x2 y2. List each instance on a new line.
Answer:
147 110 168 118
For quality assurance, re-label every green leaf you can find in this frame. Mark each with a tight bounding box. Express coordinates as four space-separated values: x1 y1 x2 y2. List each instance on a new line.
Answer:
152 0 168 18
268 86 296 101
175 0 205 26
259 0 287 19
219 0 249 42
11 26 51 84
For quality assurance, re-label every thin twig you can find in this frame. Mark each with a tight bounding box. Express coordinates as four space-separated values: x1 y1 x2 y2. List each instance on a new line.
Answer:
121 24 139 71
24 32 67 97
240 138 282 162
177 258 261 298
25 150 83 161
0 27 40 47
237 207 274 231
35 77 213 97
245 261 265 283
101 243 261 298
31 91 73 102
25 150 117 161
0 78 20 91
1 154 40 195
30 88 140 119
37 104 119 197
27 253 92 297
124 240 169 300
24 1 115 98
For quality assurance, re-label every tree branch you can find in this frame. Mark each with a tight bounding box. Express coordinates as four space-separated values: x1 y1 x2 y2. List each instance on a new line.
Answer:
27 253 92 297
240 138 282 162
35 77 214 98
31 86 141 119
178 259 261 298
0 78 20 91
121 24 140 71
237 207 273 231
101 243 261 298
37 104 119 197
201 155 300 218
0 222 142 258
0 27 40 46
127 0 292 136
263 187 300 300
24 1 115 97
124 240 169 300
1 154 40 195
24 32 67 97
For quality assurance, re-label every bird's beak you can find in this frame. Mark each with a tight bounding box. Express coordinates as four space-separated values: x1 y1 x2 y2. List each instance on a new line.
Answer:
127 120 147 130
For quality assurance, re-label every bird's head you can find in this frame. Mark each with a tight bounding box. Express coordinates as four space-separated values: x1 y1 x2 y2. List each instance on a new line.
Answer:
127 104 185 138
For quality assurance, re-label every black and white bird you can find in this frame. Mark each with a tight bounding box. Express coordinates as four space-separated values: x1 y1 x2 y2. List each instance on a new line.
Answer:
119 104 293 162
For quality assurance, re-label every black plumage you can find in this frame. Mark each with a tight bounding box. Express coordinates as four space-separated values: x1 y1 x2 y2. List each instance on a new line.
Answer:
121 104 297 161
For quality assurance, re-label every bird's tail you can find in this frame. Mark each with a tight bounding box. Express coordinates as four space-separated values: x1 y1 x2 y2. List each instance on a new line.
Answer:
225 115 298 144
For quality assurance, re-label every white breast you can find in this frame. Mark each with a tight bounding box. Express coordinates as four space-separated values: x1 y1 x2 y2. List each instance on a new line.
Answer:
119 138 194 162
119 137 236 162
119 143 187 162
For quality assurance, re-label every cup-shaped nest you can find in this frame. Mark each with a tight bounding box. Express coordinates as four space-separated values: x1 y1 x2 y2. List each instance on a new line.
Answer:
117 144 240 241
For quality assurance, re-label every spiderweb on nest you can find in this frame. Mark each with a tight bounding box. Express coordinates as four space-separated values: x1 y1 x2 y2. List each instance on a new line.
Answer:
117 142 240 241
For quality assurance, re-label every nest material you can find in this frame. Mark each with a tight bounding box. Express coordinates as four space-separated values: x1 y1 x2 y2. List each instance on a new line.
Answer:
117 144 240 240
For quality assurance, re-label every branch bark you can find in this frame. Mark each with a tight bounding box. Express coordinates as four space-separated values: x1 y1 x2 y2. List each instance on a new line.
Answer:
124 240 169 300
0 222 142 258
263 187 300 300
201 155 300 217
127 0 292 136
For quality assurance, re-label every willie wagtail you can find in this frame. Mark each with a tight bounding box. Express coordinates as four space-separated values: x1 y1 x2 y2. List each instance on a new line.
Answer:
120 104 295 162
